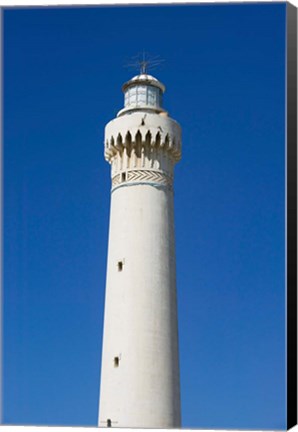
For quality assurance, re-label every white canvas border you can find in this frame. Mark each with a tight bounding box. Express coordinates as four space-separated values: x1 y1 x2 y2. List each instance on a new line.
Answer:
0 0 294 7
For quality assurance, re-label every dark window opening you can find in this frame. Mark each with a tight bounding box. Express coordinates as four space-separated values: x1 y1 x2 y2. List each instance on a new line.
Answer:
114 357 119 367
107 419 112 427
121 172 126 182
118 261 123 272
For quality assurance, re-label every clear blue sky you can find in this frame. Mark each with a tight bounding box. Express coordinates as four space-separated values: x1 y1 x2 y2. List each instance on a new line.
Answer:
3 3 286 429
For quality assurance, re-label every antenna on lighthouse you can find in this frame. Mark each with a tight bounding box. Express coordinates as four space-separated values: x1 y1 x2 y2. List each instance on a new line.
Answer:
124 51 165 74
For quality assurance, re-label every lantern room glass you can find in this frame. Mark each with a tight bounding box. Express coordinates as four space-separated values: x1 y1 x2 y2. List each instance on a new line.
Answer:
124 85 162 109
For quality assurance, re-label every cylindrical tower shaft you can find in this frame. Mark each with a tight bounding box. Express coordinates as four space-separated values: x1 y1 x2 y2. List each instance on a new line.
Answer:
98 74 182 428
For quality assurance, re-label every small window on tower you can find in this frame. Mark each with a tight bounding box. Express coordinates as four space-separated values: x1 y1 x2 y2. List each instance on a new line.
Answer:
114 357 119 367
117 261 123 272
121 172 126 182
107 419 112 427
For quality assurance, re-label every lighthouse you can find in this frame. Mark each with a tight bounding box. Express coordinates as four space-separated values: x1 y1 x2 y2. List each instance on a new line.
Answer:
98 70 182 428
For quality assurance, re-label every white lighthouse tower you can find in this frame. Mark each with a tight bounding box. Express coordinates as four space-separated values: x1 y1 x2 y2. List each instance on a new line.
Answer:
98 70 182 429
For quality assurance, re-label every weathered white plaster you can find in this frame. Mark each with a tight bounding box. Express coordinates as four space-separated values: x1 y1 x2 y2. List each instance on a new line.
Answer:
98 74 182 429
104 111 181 167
